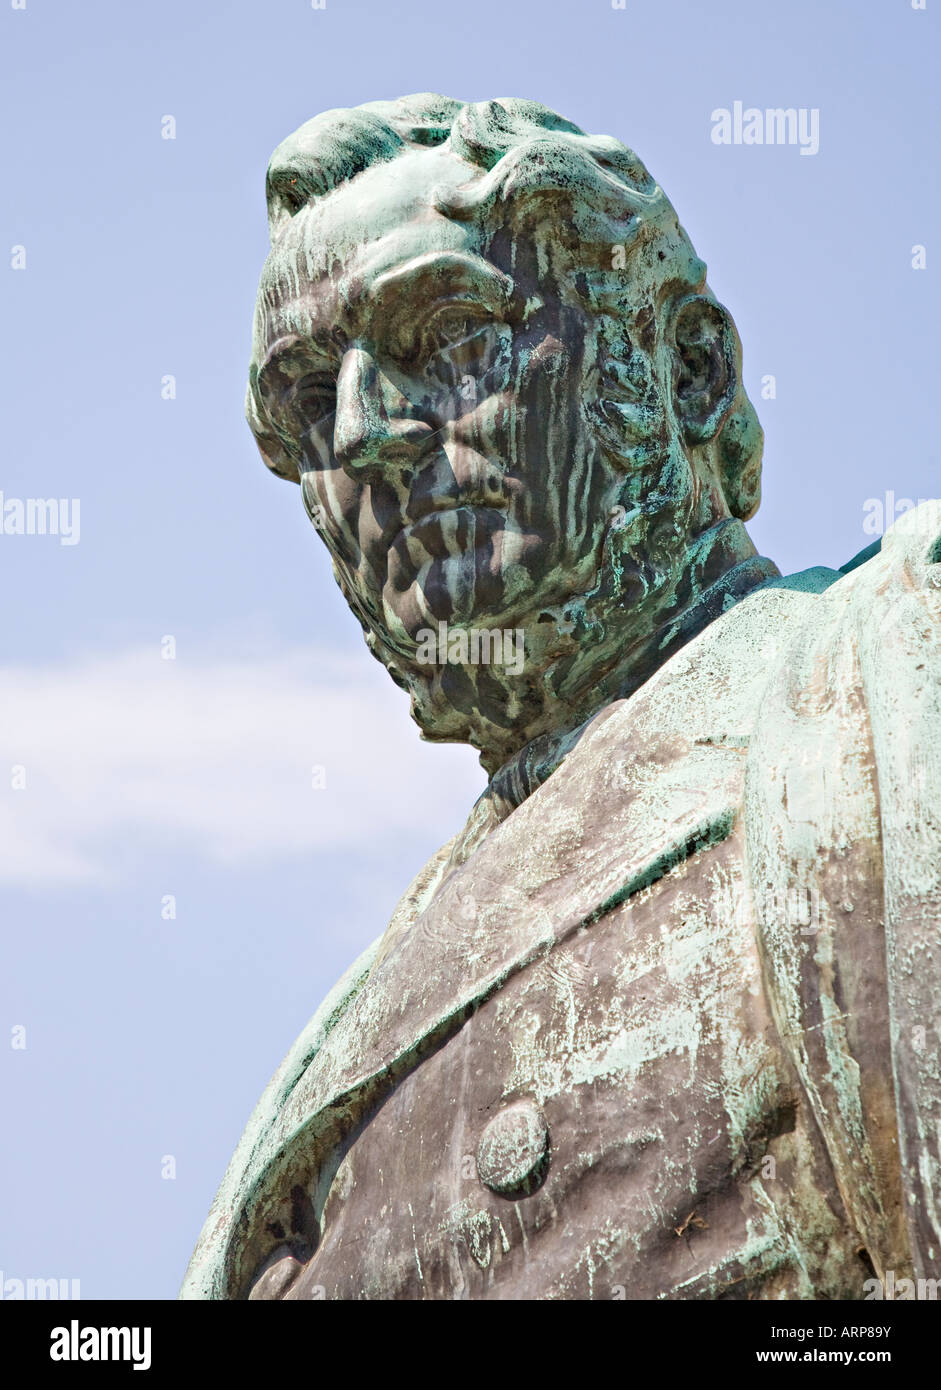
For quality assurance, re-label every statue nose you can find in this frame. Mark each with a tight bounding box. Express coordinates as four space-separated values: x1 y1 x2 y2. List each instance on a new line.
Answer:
333 347 435 481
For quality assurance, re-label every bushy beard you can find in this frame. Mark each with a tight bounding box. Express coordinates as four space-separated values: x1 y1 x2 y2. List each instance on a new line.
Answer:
327 423 703 774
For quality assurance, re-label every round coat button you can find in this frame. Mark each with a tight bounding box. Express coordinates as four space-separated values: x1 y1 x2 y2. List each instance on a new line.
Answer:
476 1100 549 1197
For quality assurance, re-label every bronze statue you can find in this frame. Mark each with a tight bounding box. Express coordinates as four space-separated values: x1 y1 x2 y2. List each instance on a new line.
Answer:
181 95 941 1301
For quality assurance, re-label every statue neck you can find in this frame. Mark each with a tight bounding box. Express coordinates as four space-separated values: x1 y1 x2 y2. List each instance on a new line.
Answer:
438 521 777 873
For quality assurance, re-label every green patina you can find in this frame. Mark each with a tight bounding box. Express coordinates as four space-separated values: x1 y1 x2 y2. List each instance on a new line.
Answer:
180 96 941 1303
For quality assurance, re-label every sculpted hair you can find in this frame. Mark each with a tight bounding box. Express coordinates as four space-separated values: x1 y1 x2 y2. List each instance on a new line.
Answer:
246 93 763 522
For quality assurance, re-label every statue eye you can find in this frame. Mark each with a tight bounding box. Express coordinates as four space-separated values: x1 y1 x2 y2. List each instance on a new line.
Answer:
418 308 498 376
289 373 337 424
425 311 483 352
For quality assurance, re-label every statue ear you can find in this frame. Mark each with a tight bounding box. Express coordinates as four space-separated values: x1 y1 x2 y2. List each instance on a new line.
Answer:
671 296 738 445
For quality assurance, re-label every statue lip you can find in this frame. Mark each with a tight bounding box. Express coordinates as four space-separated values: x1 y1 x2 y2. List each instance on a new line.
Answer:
388 497 508 552
382 470 512 553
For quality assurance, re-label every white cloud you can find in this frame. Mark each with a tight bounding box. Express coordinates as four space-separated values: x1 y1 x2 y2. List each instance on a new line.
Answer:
0 644 486 884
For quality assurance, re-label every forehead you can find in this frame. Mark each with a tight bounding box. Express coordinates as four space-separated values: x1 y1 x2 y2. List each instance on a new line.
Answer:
254 147 487 355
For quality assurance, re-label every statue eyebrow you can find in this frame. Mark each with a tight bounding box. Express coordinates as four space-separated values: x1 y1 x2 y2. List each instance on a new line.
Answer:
366 251 513 314
262 254 515 370
256 333 337 385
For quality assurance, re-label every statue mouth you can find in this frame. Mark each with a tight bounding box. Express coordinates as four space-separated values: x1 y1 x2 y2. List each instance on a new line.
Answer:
380 461 514 556
390 499 508 552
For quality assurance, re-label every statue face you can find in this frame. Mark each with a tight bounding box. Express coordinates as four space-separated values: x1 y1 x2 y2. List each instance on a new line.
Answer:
248 99 764 768
253 146 642 651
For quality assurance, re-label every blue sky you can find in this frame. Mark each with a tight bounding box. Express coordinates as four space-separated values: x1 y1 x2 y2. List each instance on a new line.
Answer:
1 0 937 1299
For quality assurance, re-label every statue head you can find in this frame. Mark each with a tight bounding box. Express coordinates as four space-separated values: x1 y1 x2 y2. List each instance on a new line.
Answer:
247 94 765 773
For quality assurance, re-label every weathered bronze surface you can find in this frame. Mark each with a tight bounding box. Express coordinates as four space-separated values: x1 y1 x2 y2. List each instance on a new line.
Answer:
181 96 941 1301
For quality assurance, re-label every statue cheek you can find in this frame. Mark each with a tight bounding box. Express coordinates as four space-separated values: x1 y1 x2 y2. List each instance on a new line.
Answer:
510 345 589 474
